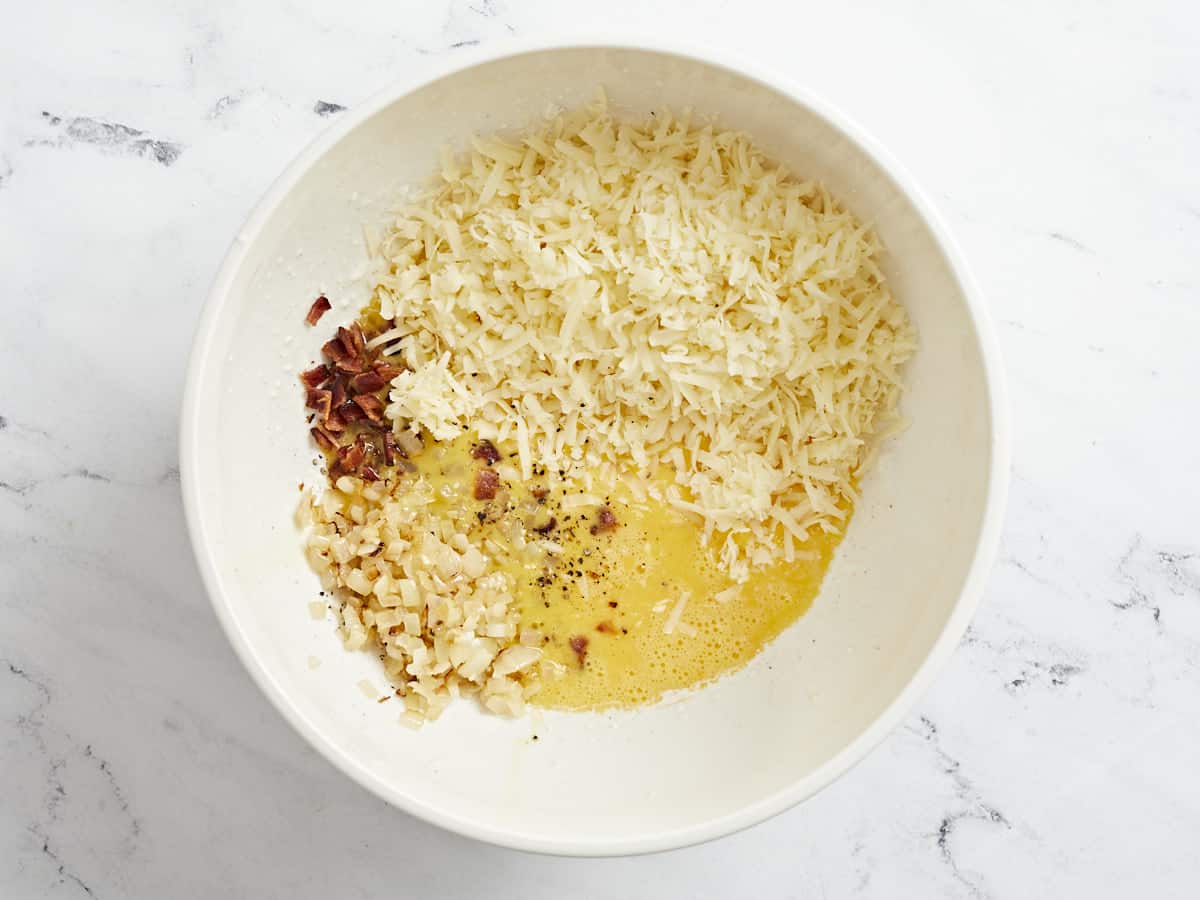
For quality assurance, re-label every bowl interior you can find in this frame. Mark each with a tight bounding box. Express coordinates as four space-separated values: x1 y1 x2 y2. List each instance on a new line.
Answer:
184 45 998 853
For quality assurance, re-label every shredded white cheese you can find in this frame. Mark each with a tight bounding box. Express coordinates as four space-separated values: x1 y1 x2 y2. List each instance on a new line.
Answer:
663 591 691 635
713 586 740 605
380 96 916 580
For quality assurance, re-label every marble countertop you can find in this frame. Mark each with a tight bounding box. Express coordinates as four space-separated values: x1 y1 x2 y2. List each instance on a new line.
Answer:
2 1 1198 897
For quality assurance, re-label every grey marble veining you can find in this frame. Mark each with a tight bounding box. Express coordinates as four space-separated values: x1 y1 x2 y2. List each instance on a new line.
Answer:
2 0 1198 897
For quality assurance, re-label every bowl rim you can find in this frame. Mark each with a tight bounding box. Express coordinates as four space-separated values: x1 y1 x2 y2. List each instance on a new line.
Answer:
180 32 1011 857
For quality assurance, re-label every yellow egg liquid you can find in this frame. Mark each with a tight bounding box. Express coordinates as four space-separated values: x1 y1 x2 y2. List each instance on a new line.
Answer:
415 436 847 711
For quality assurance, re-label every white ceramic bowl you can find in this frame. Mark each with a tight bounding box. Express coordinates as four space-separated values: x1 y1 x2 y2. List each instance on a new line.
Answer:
181 38 1008 856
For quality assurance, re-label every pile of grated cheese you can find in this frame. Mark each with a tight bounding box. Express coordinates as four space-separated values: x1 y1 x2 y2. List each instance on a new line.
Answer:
373 94 916 582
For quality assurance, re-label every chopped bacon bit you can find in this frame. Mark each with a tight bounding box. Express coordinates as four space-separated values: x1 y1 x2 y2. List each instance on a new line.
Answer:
335 325 367 367
305 295 331 326
350 371 386 394
358 436 378 462
595 620 616 634
471 439 501 464
372 362 404 381
336 439 366 473
590 506 619 535
338 401 365 424
299 365 330 389
317 327 367 374
323 409 347 433
474 468 500 500
321 337 350 363
303 314 415 478
324 410 348 434
332 354 366 375
310 426 338 453
568 635 589 667
305 389 332 420
532 516 557 534
530 486 549 502
330 375 348 410
344 323 367 357
353 393 385 424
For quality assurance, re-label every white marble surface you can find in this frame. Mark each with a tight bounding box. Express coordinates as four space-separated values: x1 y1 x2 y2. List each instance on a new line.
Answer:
2 0 1198 896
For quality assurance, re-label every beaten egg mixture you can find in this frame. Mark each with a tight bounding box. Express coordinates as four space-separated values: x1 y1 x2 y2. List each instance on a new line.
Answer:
415 435 845 710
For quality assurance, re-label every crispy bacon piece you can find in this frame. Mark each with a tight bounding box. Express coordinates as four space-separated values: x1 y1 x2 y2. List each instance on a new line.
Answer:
323 409 347 433
352 323 368 355
474 468 500 500
310 426 338 453
305 295 331 326
321 337 349 363
353 393 385 424
590 506 619 535
471 439 501 464
340 323 366 358
330 375 348 410
372 362 404 381
299 365 330 389
532 516 557 534
338 401 365 424
304 389 332 420
335 439 366 474
304 314 412 474
350 371 386 394
332 354 366 375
